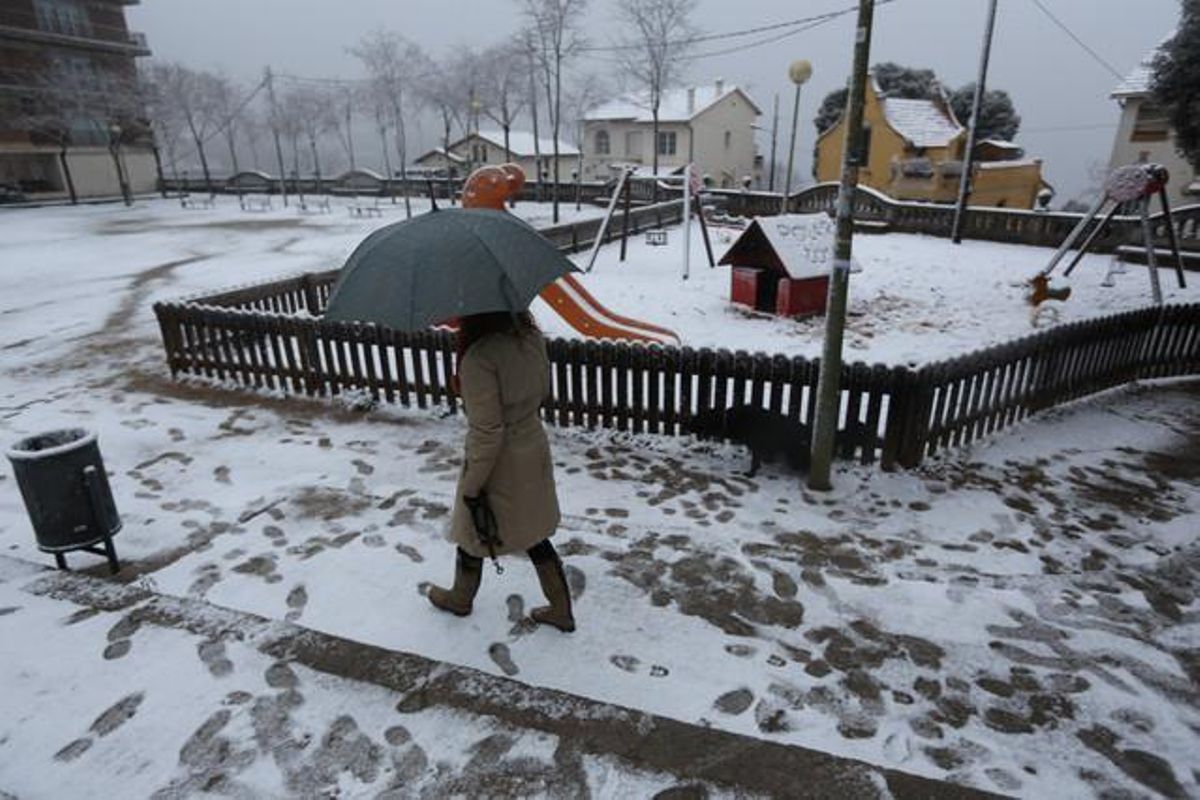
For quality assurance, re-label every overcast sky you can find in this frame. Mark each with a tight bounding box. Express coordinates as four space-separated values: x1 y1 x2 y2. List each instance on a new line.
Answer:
128 0 1182 201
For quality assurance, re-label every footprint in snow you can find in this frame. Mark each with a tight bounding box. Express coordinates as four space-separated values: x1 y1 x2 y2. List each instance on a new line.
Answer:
285 584 308 622
488 643 519 676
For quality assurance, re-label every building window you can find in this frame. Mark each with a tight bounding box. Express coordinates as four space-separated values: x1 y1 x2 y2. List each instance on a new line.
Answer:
724 131 731 150
35 0 91 37
1132 103 1170 142
657 131 676 156
625 130 642 157
594 130 610 155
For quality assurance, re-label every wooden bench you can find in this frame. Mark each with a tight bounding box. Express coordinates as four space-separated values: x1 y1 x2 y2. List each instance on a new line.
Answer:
239 194 272 212
298 195 332 214
180 192 216 210
348 196 384 218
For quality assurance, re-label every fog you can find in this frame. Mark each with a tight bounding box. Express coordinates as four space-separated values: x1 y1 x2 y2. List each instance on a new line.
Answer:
129 0 1182 201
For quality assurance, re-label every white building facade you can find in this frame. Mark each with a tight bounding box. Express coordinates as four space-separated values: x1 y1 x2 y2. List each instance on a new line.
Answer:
581 80 762 189
1108 39 1198 209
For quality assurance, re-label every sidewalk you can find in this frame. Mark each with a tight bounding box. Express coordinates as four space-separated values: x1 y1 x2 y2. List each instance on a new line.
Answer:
0 556 985 799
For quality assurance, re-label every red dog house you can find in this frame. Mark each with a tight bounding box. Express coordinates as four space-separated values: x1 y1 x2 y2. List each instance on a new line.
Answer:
720 214 856 318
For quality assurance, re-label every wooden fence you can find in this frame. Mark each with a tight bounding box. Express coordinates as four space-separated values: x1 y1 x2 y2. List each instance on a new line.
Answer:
154 266 1200 471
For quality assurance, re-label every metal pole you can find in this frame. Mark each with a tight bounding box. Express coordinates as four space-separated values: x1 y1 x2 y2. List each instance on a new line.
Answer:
265 67 289 207
808 0 875 491
683 165 692 281
951 0 999 244
782 83 802 214
768 93 779 192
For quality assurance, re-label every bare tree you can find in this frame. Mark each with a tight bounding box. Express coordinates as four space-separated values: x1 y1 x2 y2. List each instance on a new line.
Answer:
142 63 188 191
289 86 336 189
274 88 307 187
616 0 699 195
563 73 606 208
350 31 426 217
520 0 589 222
153 63 221 191
358 81 395 197
418 55 467 204
478 42 530 162
330 87 357 172
207 73 245 174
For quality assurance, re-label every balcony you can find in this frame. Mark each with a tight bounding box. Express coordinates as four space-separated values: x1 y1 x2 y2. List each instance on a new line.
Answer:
0 11 151 57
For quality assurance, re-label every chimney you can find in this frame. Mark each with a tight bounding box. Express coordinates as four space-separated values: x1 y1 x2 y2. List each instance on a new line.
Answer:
687 87 696 114
715 77 725 96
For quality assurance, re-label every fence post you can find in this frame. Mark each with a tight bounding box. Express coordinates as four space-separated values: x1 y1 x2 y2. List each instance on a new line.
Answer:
300 273 322 316
897 366 935 469
880 365 909 471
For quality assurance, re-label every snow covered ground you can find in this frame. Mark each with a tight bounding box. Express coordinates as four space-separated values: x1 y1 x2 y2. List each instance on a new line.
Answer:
1 197 1198 798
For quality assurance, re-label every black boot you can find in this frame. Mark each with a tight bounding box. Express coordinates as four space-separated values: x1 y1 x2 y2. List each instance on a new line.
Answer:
530 554 576 633
428 548 483 617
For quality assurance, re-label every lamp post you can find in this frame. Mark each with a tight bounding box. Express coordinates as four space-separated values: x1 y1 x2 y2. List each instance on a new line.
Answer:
782 59 813 214
108 123 132 206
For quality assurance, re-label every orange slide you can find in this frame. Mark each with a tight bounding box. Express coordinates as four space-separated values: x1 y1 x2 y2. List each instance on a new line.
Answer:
463 165 679 346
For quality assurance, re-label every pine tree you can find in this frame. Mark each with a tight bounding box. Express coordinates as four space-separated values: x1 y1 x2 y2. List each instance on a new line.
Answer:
1151 0 1200 170
949 84 1021 142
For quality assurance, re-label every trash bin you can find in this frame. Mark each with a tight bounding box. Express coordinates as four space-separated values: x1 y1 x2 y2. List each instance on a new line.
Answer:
6 428 121 573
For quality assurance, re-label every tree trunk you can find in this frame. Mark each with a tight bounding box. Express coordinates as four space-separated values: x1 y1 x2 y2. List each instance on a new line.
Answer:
225 131 240 175
345 103 356 171
652 104 660 203
380 125 394 204
109 145 131 206
309 136 322 192
194 135 213 193
443 118 455 206
58 144 78 204
528 49 543 203
150 143 166 198
552 49 562 223
393 99 412 218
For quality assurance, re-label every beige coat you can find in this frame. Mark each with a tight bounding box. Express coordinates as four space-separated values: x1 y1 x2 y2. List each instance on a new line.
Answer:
448 330 561 557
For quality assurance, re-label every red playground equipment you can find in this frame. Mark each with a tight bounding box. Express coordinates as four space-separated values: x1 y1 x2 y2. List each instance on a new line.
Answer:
460 165 680 345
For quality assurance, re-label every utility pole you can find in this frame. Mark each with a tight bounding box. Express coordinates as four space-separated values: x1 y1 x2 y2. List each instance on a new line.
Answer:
808 0 875 491
768 93 779 192
951 0 999 244
264 67 289 207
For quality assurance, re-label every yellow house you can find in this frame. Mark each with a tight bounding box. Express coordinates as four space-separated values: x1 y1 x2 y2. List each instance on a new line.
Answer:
814 74 1048 209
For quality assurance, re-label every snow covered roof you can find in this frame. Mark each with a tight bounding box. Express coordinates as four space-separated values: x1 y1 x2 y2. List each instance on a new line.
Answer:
881 97 963 149
414 148 465 165
465 130 579 157
977 158 1042 170
1112 33 1173 98
584 82 761 123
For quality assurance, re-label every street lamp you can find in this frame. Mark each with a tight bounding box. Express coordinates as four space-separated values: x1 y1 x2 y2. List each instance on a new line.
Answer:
782 59 813 214
108 122 132 207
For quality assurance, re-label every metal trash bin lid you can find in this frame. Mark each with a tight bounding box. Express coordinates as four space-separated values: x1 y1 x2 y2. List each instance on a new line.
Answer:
6 428 97 462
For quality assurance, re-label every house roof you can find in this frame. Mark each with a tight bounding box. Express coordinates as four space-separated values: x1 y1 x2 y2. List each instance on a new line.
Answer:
585 83 761 123
414 148 465 165
463 130 579 157
1112 33 1173 98
881 96 963 148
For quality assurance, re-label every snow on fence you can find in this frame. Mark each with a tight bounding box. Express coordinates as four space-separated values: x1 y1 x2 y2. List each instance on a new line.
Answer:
707 182 1200 256
152 200 1200 472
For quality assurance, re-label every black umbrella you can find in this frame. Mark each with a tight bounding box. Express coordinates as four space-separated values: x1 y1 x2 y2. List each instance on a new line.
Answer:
324 208 579 331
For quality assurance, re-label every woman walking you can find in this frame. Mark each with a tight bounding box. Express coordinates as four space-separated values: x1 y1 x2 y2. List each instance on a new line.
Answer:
428 311 575 632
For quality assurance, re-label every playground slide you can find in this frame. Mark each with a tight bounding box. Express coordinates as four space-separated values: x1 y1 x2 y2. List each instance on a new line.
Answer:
540 274 680 346
461 163 679 346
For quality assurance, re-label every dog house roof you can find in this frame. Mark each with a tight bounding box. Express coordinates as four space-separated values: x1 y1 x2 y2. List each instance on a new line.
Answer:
719 214 857 281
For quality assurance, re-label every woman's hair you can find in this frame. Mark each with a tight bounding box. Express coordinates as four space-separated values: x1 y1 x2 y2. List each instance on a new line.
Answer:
456 311 539 361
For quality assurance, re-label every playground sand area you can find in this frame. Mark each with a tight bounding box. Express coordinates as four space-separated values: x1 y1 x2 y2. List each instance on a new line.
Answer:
0 197 1198 797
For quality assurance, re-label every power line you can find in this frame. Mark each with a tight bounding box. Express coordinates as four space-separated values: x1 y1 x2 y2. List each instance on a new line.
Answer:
580 2 876 53
1022 122 1117 133
1028 0 1125 80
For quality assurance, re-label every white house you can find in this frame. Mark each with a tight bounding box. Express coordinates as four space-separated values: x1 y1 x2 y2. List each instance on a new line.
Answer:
1108 36 1198 209
416 130 578 184
582 79 762 188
